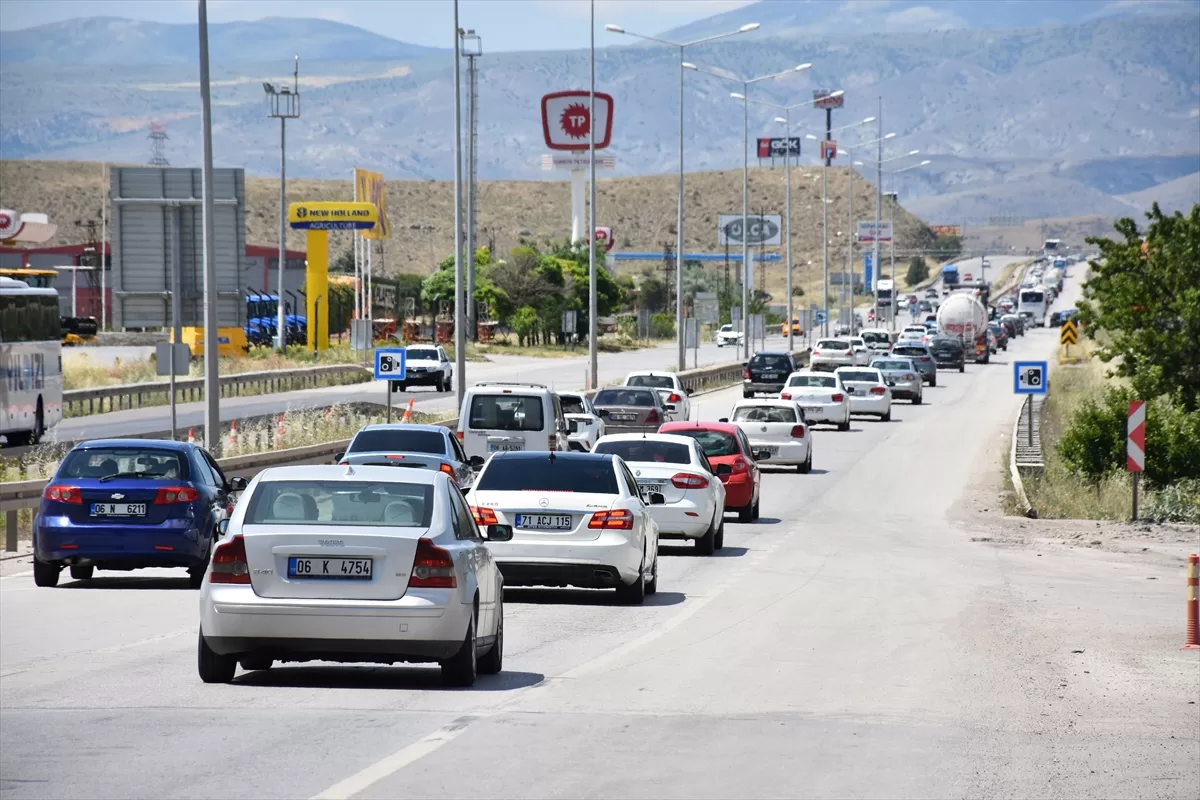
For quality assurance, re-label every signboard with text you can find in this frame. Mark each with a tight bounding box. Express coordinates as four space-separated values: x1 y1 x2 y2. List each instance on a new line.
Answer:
813 89 844 109
757 137 801 158
856 221 893 243
541 91 614 151
930 225 962 238
719 214 782 247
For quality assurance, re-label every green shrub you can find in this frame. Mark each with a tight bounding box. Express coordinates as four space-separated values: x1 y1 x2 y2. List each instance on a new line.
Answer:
650 312 676 339
1144 479 1200 524
906 257 929 286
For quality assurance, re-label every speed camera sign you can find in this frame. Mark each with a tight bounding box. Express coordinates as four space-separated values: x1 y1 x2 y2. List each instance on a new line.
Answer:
1013 361 1048 395
374 348 407 381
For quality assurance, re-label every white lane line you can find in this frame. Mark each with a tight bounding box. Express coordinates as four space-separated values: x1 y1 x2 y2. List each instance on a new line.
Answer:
311 524 797 800
0 570 34 582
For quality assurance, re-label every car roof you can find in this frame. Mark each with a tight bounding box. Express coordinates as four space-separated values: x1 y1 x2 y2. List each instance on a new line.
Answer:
733 398 800 407
596 385 656 393
75 438 192 452
659 420 740 435
356 424 447 434
257 464 446 485
751 351 791 356
596 432 698 446
626 370 675 377
489 451 615 464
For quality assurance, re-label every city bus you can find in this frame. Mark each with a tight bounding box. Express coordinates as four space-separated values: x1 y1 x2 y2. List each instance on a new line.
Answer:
1 276 64 446
1018 285 1049 328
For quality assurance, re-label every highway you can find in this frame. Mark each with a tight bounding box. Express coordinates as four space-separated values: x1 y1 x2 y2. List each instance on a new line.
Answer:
2 262 1195 799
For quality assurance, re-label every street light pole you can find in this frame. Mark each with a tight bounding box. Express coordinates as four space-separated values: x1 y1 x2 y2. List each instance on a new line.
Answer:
874 96 884 327
452 0 466 410
589 0 598 389
197 0 220 454
782 111 793 351
265 58 300 353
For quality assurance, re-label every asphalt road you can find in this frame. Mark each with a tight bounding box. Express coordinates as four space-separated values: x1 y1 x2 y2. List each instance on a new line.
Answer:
2 262 1195 799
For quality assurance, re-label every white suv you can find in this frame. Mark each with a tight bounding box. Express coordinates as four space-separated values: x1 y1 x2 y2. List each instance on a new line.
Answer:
393 344 452 393
457 383 570 460
623 371 691 422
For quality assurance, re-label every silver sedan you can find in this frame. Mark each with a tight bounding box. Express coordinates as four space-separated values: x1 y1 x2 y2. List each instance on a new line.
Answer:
869 357 924 404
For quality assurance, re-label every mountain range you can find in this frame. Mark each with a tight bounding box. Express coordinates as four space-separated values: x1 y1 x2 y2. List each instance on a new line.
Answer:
1 1 1198 224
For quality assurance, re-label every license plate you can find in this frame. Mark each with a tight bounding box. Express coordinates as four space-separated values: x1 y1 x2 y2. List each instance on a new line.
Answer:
636 481 664 494
804 406 822 415
610 413 637 422
488 443 523 452
514 514 573 530
765 446 780 455
90 503 146 517
288 557 373 579
761 374 779 380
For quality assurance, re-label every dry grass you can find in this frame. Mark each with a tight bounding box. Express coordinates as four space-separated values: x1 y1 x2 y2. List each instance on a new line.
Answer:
1 159 933 303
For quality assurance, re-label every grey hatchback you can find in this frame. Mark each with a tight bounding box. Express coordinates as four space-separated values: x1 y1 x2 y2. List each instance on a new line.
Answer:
888 342 938 386
928 335 966 373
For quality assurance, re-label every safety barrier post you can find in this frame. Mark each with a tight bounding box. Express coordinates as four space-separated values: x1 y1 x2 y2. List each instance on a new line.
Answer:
1184 553 1199 650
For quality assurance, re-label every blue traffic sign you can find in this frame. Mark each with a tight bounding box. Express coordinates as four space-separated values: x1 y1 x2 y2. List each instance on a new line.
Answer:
374 348 407 381
815 310 828 324
1013 361 1048 395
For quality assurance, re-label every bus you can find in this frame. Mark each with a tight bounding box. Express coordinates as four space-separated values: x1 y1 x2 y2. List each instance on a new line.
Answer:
1 276 64 446
1018 286 1048 328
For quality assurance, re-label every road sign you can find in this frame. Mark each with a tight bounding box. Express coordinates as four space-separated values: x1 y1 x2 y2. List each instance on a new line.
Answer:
374 348 407 381
856 221 893 243
694 292 719 324
719 214 782 246
757 137 801 158
1013 361 1048 395
155 343 190 376
684 318 700 349
594 226 615 252
813 89 844 109
541 91 614 151
288 201 379 231
820 140 837 160
815 310 828 324
562 310 577 334
1127 400 1145 472
1060 319 1078 345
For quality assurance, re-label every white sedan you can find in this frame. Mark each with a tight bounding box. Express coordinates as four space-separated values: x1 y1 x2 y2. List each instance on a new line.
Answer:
198 465 508 687
780 370 851 431
624 370 691 422
725 399 813 473
558 391 606 452
847 336 872 366
834 366 894 422
592 433 727 556
809 338 857 372
464 451 660 603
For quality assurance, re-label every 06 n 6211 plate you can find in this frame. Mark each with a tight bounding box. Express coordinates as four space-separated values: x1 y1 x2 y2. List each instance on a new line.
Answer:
91 503 147 517
288 557 373 579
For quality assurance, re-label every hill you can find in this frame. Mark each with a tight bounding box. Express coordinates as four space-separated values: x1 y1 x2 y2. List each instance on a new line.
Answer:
0 159 938 300
1117 172 1200 215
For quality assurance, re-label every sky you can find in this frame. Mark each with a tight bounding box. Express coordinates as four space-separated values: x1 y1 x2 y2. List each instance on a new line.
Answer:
0 0 760 51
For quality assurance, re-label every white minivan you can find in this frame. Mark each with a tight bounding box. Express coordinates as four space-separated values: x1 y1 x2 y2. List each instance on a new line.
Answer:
457 382 570 460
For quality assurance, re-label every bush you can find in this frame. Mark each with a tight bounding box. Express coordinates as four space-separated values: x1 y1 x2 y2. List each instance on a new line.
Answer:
906 257 929 286
1144 479 1200 524
649 312 676 339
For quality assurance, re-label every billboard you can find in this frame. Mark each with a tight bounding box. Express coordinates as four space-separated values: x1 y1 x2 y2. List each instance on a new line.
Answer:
757 137 801 158
813 89 844 109
354 168 389 240
719 214 782 247
541 91 613 151
856 221 892 243
930 224 962 238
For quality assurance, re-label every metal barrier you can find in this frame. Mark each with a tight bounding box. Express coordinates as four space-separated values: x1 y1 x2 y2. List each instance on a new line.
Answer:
64 364 372 417
3 350 809 550
1009 394 1044 519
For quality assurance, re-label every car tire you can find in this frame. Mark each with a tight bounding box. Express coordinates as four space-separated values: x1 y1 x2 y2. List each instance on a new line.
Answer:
440 618 478 687
239 656 273 671
798 452 812 474
397 382 407 393
742 391 753 399
696 521 716 556
615 563 647 605
714 518 725 550
645 556 659 595
737 502 753 523
197 631 237 684
881 409 892 422
959 364 965 373
837 419 851 432
478 605 503 675
69 564 94 581
912 393 921 405
930 374 937 387
188 538 213 589
751 497 761 521
34 559 60 588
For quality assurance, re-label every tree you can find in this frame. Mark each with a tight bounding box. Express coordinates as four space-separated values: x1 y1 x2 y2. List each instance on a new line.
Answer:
1079 203 1200 411
511 305 539 346
490 247 551 311
906 256 929 286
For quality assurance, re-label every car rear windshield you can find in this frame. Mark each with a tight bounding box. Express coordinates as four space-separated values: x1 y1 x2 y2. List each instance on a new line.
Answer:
476 457 619 494
732 405 797 423
787 374 837 388
1020 291 1045 303
871 360 911 371
670 429 740 457
468 394 546 431
559 395 587 414
626 375 674 390
244 480 435 527
816 340 848 350
594 389 656 407
407 348 438 361
839 371 881 383
58 448 188 480
348 429 446 455
749 354 791 370
892 346 928 356
861 332 889 344
592 440 691 464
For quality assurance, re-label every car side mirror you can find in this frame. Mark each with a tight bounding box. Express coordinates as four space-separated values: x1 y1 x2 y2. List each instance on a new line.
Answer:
484 523 513 542
217 519 229 537
718 417 729 423
568 419 579 433
755 450 771 461
228 476 248 492
597 409 609 418
648 492 666 506
468 455 486 468
333 452 344 463
716 463 733 476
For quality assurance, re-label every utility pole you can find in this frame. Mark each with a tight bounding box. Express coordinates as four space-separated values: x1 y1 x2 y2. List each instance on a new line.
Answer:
873 95 884 328
266 57 300 352
452 2 466 409
197 0 220 453
588 0 598 389
461 30 481 341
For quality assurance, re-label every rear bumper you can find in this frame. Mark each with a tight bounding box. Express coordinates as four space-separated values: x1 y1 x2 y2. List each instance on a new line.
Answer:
889 381 922 399
933 356 964 369
489 534 642 585
743 381 785 395
746 438 809 466
850 395 891 415
396 370 446 387
34 515 208 567
788 401 848 425
809 357 853 372
649 502 713 538
199 585 470 662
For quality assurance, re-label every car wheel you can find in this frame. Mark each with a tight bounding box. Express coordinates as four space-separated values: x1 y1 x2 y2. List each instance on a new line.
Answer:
737 502 753 523
615 561 647 605
188 538 213 589
69 564 94 581
478 604 503 675
33 559 60 588
959 364 965 373
912 393 921 405
798 452 812 474
751 497 761 521
645 556 659 595
197 630 237 683
881 409 892 422
837 419 851 432
714 518 725 550
397 382 407 393
696 520 716 556
239 656 273 671
742 391 753 399
930 375 937 387
440 618 478 687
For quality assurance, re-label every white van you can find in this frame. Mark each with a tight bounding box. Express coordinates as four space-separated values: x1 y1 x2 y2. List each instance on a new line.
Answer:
456 382 570 460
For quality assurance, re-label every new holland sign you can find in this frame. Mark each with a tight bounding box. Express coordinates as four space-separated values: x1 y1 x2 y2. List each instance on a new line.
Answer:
288 202 379 230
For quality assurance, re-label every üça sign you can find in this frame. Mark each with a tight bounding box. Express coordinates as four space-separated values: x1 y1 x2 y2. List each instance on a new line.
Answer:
718 214 782 246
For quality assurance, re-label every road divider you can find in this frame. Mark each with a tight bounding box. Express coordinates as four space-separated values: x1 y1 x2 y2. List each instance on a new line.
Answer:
1185 554 1199 650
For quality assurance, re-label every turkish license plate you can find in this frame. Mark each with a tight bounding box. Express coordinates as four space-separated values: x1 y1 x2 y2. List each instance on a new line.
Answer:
514 514 573 530
488 442 523 452
761 373 779 380
765 446 780 455
288 557 373 579
90 503 146 517
803 406 822 415
610 413 637 422
636 480 664 494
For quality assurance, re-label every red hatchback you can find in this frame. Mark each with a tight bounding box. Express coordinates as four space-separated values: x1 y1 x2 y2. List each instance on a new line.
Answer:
658 421 763 522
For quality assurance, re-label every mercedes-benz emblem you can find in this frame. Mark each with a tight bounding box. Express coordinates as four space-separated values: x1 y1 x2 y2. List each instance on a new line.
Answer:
111 493 124 500
760 426 768 432
538 497 549 507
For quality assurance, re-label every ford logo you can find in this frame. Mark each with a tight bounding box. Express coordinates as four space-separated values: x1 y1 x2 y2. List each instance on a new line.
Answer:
721 216 780 245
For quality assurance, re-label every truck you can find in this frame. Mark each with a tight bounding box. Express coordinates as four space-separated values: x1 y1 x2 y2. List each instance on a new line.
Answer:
936 291 990 364
875 278 895 309
941 264 960 291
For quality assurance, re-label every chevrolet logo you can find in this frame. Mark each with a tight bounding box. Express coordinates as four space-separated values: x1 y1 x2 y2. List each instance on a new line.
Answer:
111 493 124 500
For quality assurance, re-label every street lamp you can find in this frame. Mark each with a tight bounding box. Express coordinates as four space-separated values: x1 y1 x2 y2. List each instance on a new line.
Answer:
606 21 759 371
886 159 931 297
690 62 811 359
264 58 300 352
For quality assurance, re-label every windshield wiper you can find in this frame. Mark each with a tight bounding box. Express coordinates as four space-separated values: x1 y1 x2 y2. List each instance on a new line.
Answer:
99 471 165 482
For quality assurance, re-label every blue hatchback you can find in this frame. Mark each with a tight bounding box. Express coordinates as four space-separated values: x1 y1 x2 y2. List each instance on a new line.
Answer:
33 439 247 588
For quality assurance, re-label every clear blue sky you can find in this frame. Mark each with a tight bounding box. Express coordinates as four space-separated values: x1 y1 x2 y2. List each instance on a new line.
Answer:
1 0 760 52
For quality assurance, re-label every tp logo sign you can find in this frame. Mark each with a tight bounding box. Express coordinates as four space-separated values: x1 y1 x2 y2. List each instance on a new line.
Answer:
541 91 614 151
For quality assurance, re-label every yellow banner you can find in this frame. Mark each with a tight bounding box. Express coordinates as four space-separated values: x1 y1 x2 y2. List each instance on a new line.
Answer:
288 201 378 231
354 168 389 240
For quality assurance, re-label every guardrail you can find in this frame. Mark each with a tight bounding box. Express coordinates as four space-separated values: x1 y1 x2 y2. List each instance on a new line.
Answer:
64 364 372 417
3 350 808 550
1009 394 1044 519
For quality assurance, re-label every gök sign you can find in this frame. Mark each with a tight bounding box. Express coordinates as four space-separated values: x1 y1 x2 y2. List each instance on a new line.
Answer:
541 91 614 151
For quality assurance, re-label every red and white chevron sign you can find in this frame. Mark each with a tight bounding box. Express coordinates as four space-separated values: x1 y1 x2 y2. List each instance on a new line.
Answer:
1127 400 1145 473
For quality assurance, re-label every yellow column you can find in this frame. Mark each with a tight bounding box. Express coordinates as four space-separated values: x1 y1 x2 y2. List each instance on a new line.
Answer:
306 229 328 351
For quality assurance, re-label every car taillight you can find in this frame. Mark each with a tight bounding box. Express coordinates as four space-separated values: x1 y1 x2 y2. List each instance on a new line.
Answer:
154 486 200 504
43 485 82 504
790 425 806 438
588 509 634 530
903 373 916 381
671 473 708 489
668 393 681 403
645 410 659 424
870 386 886 395
210 535 250 584
844 350 852 355
409 537 457 588
743 368 751 379
439 463 457 481
832 393 845 402
471 506 498 526
921 356 932 361
733 457 748 473
780 392 792 400
812 349 821 356
548 434 557 450
455 431 464 442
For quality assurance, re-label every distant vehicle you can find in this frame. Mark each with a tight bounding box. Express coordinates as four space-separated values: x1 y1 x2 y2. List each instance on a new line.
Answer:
809 339 857 372
987 321 1009 352
779 318 803 337
624 371 690 422
936 292 989 344
457 383 570 459
942 264 960 289
726 400 813 473
716 324 743 347
394 345 453 393
834 367 893 422
1 276 64 446
924 287 939 299
592 386 670 434
1018 287 1049 327
1001 313 1025 337
859 328 894 355
928 335 966 373
963 273 974 282
557 391 605 452
875 278 895 308
336 424 481 488
888 342 938 386
743 351 800 397
869 356 924 404
658 421 765 523
847 336 872 366
780 371 851 431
